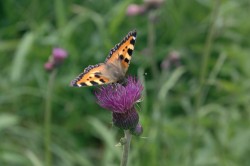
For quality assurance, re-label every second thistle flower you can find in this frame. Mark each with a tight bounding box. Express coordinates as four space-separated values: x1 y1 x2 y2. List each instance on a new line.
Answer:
44 47 68 72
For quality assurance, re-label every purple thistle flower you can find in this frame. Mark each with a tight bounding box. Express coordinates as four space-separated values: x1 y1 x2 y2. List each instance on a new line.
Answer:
126 4 146 16
53 48 68 63
95 76 143 133
96 77 143 113
44 47 68 71
126 0 164 16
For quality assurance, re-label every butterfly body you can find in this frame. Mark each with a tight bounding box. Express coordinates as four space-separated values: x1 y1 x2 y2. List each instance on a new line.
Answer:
71 30 137 87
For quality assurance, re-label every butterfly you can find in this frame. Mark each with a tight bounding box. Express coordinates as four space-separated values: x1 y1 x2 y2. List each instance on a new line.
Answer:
70 30 137 87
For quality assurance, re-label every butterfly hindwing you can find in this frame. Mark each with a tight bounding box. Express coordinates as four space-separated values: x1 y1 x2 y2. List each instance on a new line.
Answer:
70 63 110 87
70 30 137 87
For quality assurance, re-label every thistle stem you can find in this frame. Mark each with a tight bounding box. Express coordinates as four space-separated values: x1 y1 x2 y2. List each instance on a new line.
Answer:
44 69 57 166
120 130 132 166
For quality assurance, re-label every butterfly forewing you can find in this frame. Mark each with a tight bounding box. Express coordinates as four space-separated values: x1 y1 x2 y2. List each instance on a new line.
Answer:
105 30 137 73
70 30 137 87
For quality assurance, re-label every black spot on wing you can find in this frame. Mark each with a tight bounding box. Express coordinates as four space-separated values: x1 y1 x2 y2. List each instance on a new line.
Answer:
70 72 85 87
119 55 124 60
99 79 105 83
127 48 133 56
80 83 87 86
90 81 99 85
95 74 100 78
105 30 137 62
130 39 135 45
70 63 103 87
124 58 130 63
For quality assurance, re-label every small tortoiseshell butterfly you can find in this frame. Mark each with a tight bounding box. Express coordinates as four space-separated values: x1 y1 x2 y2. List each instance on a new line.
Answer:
70 30 137 87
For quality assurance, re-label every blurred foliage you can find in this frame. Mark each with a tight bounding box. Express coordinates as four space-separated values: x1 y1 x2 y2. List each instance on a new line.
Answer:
1 0 250 165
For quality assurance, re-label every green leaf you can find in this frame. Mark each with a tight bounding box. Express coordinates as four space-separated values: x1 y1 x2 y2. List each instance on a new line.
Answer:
10 32 35 83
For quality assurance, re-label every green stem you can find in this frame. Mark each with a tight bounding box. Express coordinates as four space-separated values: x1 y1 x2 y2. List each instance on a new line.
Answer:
55 0 66 29
195 0 220 110
190 1 221 165
147 11 159 80
44 69 57 166
120 130 132 166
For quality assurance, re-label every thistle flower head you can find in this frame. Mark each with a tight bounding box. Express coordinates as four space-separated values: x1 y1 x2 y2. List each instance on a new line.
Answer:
95 76 143 132
126 4 146 16
44 47 68 71
95 76 143 113
53 48 68 62
126 0 164 16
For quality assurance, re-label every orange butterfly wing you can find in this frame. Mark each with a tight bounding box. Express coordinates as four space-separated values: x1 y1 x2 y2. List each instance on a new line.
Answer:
70 30 137 87
70 63 111 87
105 30 136 73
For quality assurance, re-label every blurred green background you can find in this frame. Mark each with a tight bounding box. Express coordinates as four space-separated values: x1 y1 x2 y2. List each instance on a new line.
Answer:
1 0 250 165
